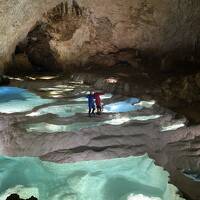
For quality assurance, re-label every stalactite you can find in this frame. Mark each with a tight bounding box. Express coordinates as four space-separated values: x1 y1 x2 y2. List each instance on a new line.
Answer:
72 0 82 16
67 0 73 15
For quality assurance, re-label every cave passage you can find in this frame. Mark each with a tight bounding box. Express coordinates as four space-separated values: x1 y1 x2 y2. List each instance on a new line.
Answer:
2 1 200 200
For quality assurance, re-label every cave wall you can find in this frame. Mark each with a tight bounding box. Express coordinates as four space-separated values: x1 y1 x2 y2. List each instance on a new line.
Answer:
1 0 200 72
0 0 68 72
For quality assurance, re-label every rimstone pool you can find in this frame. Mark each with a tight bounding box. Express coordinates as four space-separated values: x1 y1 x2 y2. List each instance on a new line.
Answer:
0 77 193 200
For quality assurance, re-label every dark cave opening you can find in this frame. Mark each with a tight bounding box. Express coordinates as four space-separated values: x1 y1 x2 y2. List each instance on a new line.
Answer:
7 23 63 76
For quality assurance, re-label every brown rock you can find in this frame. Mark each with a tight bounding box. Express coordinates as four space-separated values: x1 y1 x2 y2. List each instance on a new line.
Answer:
1 0 200 72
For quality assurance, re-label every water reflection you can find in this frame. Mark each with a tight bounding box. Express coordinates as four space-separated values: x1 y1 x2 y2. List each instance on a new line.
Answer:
128 194 161 200
104 98 142 113
27 104 87 118
135 100 155 108
26 114 162 133
26 122 101 133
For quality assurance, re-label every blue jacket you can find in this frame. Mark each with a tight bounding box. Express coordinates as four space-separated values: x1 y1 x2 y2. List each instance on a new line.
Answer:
87 94 95 108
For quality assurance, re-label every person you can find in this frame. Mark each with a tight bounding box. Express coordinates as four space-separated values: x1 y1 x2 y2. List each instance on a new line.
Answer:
86 91 95 117
94 92 104 114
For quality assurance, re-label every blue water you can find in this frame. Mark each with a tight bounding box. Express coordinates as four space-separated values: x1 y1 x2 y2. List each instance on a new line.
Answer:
0 87 53 113
0 87 26 103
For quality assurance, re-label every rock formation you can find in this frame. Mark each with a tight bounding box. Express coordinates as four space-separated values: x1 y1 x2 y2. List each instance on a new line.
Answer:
1 0 200 73
0 0 66 72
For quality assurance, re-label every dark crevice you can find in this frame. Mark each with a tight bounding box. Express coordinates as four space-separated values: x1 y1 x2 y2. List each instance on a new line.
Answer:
67 145 137 153
92 134 147 141
40 144 147 158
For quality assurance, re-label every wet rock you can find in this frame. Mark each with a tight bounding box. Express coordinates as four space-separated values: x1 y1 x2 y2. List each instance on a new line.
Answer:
161 75 200 103
0 75 10 85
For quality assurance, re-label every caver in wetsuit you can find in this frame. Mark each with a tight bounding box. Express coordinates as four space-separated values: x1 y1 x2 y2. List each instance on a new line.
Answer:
87 92 95 117
94 92 104 114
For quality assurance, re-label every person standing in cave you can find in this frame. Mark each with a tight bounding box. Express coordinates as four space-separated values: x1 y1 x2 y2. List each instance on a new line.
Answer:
86 91 96 117
94 92 105 115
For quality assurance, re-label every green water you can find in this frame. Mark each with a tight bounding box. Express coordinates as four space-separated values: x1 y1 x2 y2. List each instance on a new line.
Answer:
0 155 184 200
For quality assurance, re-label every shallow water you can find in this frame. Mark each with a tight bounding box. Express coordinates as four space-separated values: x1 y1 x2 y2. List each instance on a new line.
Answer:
27 104 88 118
0 155 184 200
0 87 53 113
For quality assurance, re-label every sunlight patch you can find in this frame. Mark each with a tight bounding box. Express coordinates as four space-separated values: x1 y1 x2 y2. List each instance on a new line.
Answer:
37 76 59 80
25 122 101 133
105 77 118 83
25 76 37 80
161 122 185 132
8 77 24 81
54 85 75 89
105 116 131 125
27 104 87 117
69 81 84 84
105 115 161 125
132 115 161 121
135 100 156 108
39 87 74 92
104 98 142 113
128 194 161 200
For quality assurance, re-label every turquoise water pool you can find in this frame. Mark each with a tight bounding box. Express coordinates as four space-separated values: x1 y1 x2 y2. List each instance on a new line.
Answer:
0 155 184 200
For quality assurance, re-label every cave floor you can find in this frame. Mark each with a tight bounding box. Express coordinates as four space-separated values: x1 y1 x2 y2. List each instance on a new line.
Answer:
0 74 199 200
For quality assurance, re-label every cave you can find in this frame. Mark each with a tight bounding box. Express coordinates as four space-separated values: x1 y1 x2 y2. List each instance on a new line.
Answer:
1 0 200 200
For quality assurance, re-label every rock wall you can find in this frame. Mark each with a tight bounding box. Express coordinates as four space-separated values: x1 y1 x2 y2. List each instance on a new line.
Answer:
1 0 200 72
0 0 67 72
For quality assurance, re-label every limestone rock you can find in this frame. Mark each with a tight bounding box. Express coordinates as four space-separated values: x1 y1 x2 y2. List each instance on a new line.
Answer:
1 0 200 71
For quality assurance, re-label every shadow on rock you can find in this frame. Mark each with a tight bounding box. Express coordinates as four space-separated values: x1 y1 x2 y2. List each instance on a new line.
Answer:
6 194 37 200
